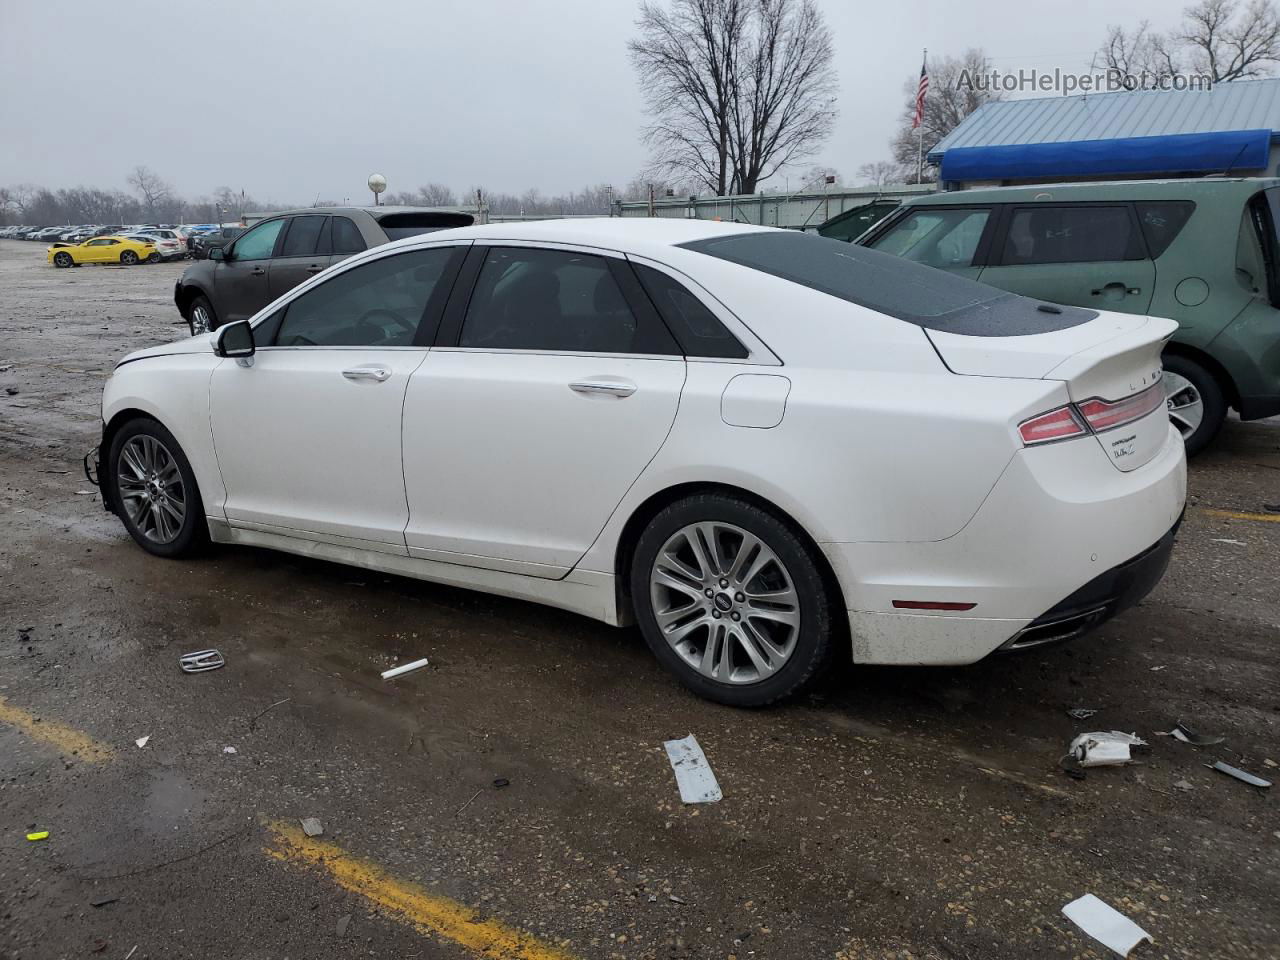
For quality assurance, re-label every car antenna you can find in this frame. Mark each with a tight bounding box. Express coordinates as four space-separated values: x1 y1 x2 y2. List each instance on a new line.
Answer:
1218 140 1253 179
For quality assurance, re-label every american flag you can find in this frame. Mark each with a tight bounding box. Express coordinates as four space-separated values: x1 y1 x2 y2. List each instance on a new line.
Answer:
912 54 929 130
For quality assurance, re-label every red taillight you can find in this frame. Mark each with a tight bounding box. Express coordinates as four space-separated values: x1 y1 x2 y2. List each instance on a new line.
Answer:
1018 405 1088 445
1076 384 1165 432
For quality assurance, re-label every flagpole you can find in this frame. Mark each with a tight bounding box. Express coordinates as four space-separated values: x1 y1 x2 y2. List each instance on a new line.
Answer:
917 48 926 184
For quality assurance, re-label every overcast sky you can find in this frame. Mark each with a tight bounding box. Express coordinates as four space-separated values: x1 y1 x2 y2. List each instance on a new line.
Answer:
0 0 1187 202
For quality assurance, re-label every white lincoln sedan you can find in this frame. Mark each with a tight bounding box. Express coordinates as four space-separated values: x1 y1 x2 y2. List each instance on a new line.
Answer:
93 219 1186 706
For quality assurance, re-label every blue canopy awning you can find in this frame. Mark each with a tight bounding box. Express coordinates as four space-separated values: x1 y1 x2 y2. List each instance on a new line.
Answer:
939 129 1273 182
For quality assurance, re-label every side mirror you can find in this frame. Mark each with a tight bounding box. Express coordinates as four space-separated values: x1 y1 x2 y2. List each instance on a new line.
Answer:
208 246 225 261
214 320 255 359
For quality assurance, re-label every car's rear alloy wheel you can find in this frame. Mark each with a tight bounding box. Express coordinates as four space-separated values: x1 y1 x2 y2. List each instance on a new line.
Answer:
632 496 834 706
1162 355 1226 456
120 250 139 265
53 251 72 268
147 252 161 263
110 419 207 558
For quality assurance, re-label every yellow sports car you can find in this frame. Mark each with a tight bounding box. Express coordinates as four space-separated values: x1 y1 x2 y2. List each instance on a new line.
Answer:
48 235 158 268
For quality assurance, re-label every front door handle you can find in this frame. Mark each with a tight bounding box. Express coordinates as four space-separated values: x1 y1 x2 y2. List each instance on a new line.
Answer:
569 378 637 398
342 365 392 382
1090 281 1140 297
250 267 266 276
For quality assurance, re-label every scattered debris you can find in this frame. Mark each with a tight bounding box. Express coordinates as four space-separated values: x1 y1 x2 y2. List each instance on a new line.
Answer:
1207 761 1272 788
664 734 722 803
1067 707 1098 720
90 939 107 953
455 788 484 816
668 894 687 904
299 817 324 837
1161 720 1225 746
1262 503 1280 514
1149 665 1166 672
134 735 150 749
179 648 225 673
493 777 510 789
1069 731 1147 768
1058 754 1088 780
381 657 430 680
26 831 49 842
1062 893 1152 957
89 895 119 908
124 947 138 960
1210 538 1246 546
248 698 290 731
336 914 352 937
1173 779 1194 792
4 386 18 396
223 746 237 754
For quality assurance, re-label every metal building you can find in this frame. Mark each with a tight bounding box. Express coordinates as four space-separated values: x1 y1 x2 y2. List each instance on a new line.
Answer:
931 77 1280 189
613 184 934 230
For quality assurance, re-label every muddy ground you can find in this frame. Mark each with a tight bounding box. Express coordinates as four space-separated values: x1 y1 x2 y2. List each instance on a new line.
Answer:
0 236 1277 960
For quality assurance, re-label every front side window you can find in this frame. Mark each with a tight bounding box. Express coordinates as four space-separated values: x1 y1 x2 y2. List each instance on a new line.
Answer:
274 247 458 347
231 219 285 261
1002 205 1141 265
459 247 677 354
870 208 990 268
280 215 326 258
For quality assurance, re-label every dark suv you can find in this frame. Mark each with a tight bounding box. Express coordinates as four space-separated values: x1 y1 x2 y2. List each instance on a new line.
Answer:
175 206 474 334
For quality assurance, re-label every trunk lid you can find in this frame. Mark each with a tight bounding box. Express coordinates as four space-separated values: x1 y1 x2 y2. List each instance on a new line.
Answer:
927 311 1177 471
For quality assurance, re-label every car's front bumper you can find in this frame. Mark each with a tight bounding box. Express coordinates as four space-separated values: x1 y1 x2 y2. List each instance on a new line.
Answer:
824 423 1187 665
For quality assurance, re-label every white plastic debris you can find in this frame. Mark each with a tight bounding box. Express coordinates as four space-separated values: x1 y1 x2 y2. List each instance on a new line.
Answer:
300 817 324 837
1070 731 1147 767
223 746 237 754
1062 894 1152 957
663 734 722 804
134 735 150 749
381 658 429 680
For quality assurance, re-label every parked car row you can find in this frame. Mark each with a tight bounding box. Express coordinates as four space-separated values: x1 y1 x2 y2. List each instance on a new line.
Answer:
2 222 224 258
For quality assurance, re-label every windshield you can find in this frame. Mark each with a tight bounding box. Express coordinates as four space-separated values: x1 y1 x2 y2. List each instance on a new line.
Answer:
681 230 1097 336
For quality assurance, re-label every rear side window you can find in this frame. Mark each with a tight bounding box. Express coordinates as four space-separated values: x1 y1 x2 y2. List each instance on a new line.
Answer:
280 215 325 257
1135 201 1195 258
459 247 678 354
869 207 990 269
1001 205 1142 264
682 231 1097 336
332 216 366 254
633 264 747 358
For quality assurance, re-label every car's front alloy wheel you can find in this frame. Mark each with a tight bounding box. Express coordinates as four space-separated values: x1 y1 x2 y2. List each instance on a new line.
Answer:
188 295 216 336
109 419 207 558
632 495 834 706
53 251 72 268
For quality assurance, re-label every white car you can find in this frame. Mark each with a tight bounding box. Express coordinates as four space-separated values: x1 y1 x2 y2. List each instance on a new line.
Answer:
92 219 1186 706
130 230 187 261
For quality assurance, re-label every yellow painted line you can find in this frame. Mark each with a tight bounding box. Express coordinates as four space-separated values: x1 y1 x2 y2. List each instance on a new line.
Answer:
263 820 578 959
0 695 115 762
1200 507 1280 524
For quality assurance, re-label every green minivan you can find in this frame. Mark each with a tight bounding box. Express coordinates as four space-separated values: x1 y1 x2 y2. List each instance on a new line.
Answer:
858 178 1280 453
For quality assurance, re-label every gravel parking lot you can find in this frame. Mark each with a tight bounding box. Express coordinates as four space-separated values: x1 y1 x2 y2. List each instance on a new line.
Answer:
0 235 1277 959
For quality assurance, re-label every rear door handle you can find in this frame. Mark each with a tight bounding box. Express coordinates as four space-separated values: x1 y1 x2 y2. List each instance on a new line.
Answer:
306 264 324 274
342 365 392 382
250 267 265 276
569 378 637 398
1091 282 1140 296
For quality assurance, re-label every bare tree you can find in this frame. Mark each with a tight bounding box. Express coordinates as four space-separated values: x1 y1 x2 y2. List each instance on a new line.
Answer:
891 49 1003 182
630 0 837 196
1099 0 1280 83
856 161 903 188
802 164 842 187
127 165 172 214
414 182 457 206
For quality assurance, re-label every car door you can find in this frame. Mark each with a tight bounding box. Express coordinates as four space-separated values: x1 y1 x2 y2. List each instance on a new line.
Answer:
214 217 286 323
861 205 994 280
80 239 110 262
328 214 369 267
401 244 687 577
268 215 330 300
978 204 1156 314
209 244 466 549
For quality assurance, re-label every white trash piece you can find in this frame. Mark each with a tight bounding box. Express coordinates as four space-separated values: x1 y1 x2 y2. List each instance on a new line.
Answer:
381 658 429 680
1062 893 1152 956
1070 731 1147 767
134 735 150 749
664 734 722 804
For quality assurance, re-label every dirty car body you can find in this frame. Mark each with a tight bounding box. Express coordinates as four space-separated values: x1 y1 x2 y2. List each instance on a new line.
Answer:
97 220 1186 706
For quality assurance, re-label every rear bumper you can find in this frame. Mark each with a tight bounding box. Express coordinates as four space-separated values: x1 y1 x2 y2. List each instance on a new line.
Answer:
826 423 1187 665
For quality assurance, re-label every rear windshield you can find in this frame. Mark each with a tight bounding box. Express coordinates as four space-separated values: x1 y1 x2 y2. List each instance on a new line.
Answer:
681 230 1096 336
375 212 474 240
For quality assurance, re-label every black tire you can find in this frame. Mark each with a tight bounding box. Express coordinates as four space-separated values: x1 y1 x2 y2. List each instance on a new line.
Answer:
187 294 218 336
108 418 208 559
120 249 139 265
53 251 72 268
630 494 835 707
1163 354 1226 456
146 252 161 263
